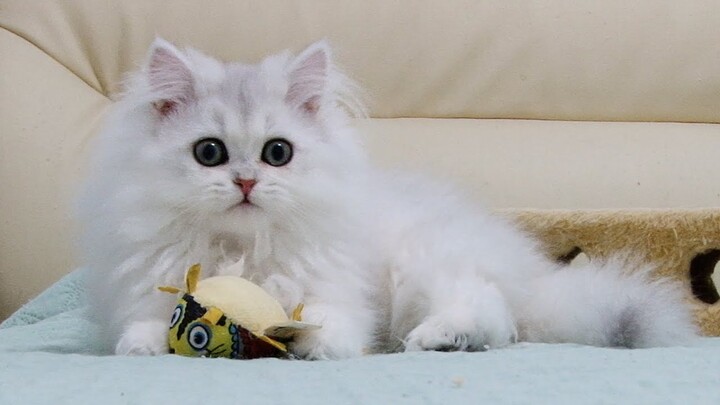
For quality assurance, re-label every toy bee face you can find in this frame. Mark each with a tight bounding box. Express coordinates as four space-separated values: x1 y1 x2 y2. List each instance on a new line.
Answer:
168 294 284 359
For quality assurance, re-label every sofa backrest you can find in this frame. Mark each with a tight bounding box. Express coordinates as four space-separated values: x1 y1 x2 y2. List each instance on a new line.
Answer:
2 0 719 320
3 0 720 122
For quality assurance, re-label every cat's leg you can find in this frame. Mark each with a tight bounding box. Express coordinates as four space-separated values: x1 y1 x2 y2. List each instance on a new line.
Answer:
279 270 376 360
289 300 376 360
400 273 518 352
95 276 175 356
387 233 519 353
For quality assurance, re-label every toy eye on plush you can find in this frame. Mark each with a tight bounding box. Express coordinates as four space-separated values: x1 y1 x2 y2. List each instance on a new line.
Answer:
158 264 320 359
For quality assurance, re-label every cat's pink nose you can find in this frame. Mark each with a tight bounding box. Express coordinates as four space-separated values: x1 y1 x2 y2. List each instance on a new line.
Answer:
234 178 257 196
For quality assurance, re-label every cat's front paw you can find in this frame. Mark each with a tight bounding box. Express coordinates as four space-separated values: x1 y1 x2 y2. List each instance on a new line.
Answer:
290 329 365 360
115 320 169 356
287 304 370 360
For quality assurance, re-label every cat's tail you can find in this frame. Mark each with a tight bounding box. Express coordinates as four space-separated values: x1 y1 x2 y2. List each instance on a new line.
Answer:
517 257 699 348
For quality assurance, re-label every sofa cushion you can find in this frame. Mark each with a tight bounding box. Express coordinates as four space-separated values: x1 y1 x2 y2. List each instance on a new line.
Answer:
360 118 720 209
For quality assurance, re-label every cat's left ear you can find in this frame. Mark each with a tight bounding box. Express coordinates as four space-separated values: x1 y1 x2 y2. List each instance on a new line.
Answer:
285 41 331 117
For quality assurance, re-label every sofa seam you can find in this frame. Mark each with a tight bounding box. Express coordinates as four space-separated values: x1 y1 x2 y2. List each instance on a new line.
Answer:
0 25 109 100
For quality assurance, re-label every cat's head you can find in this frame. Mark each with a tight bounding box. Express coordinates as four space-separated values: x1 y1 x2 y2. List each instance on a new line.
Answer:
104 39 366 237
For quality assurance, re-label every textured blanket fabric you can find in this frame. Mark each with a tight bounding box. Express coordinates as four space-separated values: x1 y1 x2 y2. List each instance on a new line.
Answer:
1 269 719 404
506 209 720 335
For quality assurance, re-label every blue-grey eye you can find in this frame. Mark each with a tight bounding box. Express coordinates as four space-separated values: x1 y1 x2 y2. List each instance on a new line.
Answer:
170 305 183 328
193 138 228 167
188 323 211 350
261 139 293 167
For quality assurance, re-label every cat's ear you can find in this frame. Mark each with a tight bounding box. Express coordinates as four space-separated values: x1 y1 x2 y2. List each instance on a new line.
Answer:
285 41 331 117
145 38 195 117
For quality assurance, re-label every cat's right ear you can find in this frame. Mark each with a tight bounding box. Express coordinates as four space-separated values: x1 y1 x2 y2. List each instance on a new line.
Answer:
144 38 195 117
285 41 332 118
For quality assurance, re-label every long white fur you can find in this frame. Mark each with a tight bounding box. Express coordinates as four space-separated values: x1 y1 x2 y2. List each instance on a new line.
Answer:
78 39 698 358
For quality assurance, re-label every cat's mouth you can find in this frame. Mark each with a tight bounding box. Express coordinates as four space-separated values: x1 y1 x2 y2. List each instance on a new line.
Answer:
232 198 258 210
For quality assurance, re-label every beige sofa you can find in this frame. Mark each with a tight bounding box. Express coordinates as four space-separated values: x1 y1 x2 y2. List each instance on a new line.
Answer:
2 0 719 322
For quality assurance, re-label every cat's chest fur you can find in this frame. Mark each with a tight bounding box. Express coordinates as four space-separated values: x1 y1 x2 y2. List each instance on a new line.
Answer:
204 232 319 312
207 232 302 281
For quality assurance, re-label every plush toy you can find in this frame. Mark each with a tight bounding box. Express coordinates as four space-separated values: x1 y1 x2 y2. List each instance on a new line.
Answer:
158 264 320 359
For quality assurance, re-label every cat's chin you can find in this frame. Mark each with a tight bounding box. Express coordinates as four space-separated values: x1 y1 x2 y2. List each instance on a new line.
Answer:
218 202 270 232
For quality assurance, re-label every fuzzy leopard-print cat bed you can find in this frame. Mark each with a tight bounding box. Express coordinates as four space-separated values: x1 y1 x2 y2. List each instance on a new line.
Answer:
504 209 720 336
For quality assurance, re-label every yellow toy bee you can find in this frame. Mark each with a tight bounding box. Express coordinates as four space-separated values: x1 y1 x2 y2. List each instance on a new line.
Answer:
159 264 319 359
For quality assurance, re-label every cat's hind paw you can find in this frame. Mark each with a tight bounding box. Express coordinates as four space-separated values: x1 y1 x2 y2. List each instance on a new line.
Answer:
404 312 517 353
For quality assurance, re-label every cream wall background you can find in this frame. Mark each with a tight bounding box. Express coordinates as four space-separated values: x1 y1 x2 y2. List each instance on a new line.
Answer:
1 0 719 319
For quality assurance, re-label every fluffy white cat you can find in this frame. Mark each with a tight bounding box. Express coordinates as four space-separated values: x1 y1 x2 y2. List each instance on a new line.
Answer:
79 38 698 359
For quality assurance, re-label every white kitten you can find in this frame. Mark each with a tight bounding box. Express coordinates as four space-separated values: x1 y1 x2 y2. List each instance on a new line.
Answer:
79 39 697 359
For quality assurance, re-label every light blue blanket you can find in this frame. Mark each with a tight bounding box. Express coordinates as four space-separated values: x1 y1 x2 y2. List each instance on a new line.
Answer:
1 269 719 404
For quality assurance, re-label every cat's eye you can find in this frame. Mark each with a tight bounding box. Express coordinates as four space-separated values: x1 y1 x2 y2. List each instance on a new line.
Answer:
193 138 228 167
261 138 293 167
188 323 211 350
